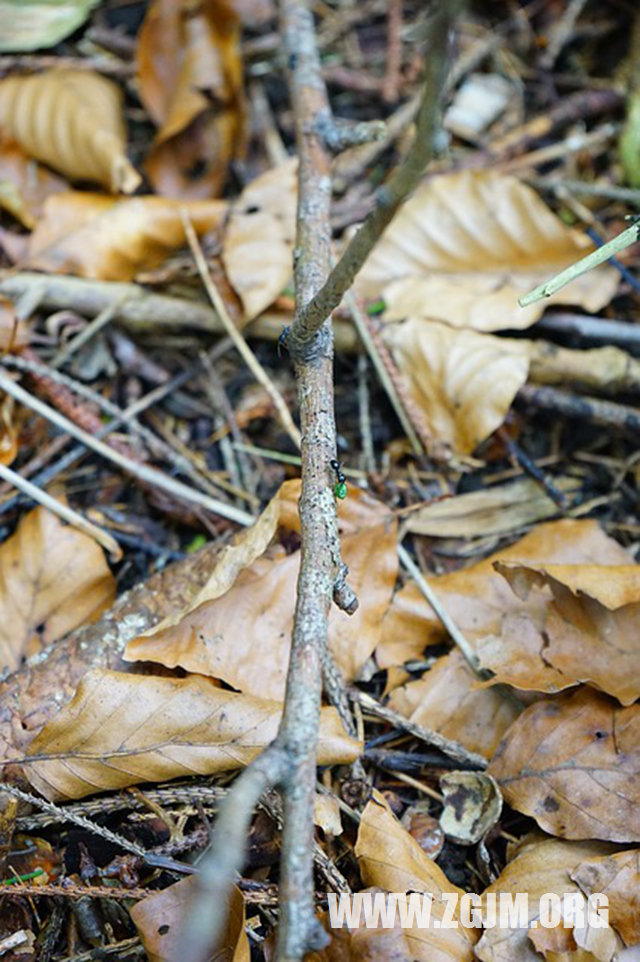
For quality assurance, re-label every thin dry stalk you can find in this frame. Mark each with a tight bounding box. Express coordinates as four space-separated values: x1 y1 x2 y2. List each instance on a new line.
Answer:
181 211 302 450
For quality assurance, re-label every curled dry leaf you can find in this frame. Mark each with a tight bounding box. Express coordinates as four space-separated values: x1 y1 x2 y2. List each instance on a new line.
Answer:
314 792 343 837
0 138 68 228
26 192 227 281
124 481 397 700
387 650 520 760
131 878 249 962
137 0 245 198
572 850 640 947
355 791 477 961
384 318 529 454
0 1 100 53
222 159 297 322
0 70 140 193
404 476 580 540
475 836 619 962
23 668 362 801
377 518 631 670
439 771 502 845
490 562 640 705
356 170 618 331
488 688 640 842
0 506 115 674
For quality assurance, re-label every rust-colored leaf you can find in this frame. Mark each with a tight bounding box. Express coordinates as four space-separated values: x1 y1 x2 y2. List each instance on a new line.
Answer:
490 562 640 705
222 159 297 321
385 318 529 454
137 0 245 198
572 850 640 947
377 519 631 670
488 688 640 842
0 506 115 674
0 69 140 193
131 878 249 962
26 192 227 281
23 668 361 801
0 138 68 228
356 170 618 331
124 482 397 700
476 835 619 962
0 294 28 350
388 650 521 760
355 791 477 961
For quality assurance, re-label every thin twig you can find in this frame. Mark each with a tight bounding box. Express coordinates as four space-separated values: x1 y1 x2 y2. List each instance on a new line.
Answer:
398 542 486 677
352 690 486 769
519 220 640 306
0 461 121 558
0 782 191 875
181 211 302 450
0 369 254 527
291 2 461 344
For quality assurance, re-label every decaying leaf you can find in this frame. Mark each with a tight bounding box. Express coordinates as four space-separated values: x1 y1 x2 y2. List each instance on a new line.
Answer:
314 793 343 837
356 170 618 331
377 518 632 670
488 688 640 842
26 192 227 281
384 318 529 454
0 542 224 764
137 0 245 197
403 476 580 539
0 506 115 674
355 791 477 961
0 70 140 192
388 650 521 759
476 835 619 962
489 562 640 705
124 481 397 700
572 849 640 947
23 668 362 801
439 771 502 845
131 878 249 962
222 159 297 322
0 1 99 53
0 138 68 228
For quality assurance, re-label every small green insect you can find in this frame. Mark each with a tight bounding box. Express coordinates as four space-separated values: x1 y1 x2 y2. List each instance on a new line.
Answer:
330 459 347 499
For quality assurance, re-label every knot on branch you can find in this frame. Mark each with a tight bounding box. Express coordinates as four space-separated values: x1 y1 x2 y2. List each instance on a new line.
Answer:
288 320 333 364
315 114 387 152
333 561 358 614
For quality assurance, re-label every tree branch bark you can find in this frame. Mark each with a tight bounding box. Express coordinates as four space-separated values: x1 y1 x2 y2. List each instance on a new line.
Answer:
174 4 460 960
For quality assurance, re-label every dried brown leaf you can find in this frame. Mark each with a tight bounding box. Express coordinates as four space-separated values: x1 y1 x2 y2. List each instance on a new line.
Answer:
0 138 68 228
356 170 618 331
0 70 140 193
572 850 640 947
0 543 223 764
0 506 115 674
0 294 28 350
124 482 397 700
137 0 245 198
488 688 640 842
26 192 227 281
23 668 362 801
377 519 631 670
476 836 619 962
387 650 521 760
355 791 477 961
404 477 580 539
131 878 249 962
491 562 640 705
222 159 297 322
384 319 529 454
